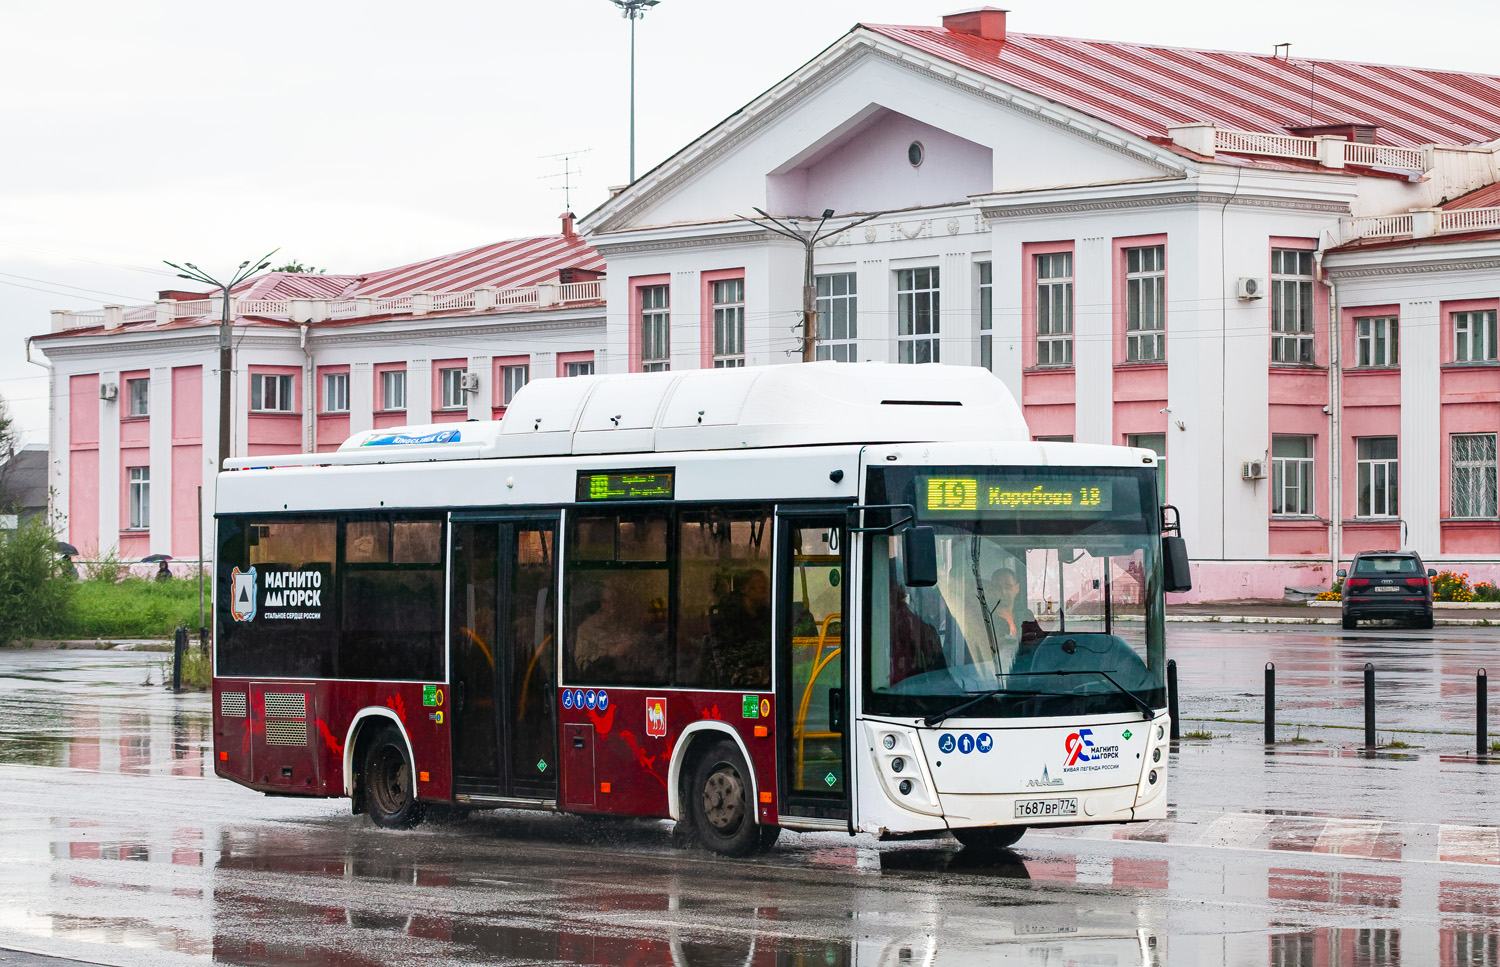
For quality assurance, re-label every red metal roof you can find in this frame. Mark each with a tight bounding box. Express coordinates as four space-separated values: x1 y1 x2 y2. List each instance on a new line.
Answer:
863 24 1500 148
1441 181 1500 209
233 272 359 300
350 234 604 298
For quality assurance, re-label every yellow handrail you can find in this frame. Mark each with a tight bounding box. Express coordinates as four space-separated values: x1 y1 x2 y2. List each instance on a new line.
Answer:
792 613 842 783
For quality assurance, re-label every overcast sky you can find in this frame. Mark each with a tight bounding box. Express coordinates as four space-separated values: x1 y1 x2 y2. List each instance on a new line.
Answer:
3 0 1495 444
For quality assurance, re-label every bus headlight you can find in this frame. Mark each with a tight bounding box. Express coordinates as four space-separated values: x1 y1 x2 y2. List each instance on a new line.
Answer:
891 757 905 773
1156 725 1165 741
883 734 896 750
1152 747 1161 763
898 779 913 796
1148 770 1158 785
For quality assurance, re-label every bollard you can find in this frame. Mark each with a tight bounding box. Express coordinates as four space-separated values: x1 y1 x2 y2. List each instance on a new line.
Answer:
1364 662 1376 749
1479 669 1489 757
1167 659 1180 741
172 626 187 693
1265 662 1275 745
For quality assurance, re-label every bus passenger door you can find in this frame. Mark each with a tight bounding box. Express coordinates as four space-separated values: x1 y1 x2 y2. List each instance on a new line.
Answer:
775 513 850 824
449 518 559 803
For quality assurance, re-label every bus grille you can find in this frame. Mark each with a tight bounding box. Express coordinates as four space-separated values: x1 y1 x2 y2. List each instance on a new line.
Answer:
220 692 247 718
265 720 308 746
263 693 308 719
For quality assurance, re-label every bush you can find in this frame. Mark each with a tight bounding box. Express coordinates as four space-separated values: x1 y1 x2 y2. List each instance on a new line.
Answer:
1433 570 1474 602
1473 581 1500 603
82 547 126 584
0 516 76 644
62 576 203 638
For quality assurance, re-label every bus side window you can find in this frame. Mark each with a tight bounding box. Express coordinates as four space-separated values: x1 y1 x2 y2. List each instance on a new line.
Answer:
676 509 772 689
564 513 670 686
216 516 338 678
339 516 445 682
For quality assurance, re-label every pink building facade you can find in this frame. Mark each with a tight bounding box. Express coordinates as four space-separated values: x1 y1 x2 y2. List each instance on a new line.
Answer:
579 10 1500 598
32 223 605 568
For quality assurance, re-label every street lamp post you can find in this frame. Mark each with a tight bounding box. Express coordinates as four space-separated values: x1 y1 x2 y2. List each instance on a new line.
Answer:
163 251 277 469
738 208 881 361
609 0 659 183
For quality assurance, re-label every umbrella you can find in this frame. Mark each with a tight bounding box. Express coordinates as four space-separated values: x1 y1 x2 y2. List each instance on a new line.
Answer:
53 541 79 556
141 553 173 563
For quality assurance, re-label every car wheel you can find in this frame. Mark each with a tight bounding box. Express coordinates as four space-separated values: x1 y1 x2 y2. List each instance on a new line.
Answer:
1342 616 1357 630
1415 613 1434 630
952 825 1027 851
690 739 767 857
361 726 427 829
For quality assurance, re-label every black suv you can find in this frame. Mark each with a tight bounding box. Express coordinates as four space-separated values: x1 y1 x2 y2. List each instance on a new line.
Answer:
1337 551 1436 630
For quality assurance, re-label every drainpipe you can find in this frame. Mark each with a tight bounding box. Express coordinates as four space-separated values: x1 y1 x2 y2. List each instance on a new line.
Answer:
300 324 315 453
1317 252 1341 580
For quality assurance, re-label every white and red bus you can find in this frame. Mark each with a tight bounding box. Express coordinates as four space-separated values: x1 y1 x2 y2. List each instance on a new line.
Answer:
212 363 1189 856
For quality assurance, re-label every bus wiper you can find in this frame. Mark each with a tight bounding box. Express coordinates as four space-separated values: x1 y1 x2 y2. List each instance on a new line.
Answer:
921 670 1154 727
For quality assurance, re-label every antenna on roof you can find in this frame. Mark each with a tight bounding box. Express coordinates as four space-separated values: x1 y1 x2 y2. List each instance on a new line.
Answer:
540 148 592 212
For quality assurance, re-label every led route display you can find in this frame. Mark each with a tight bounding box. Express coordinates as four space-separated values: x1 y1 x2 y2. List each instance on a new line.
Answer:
575 470 675 502
919 475 1114 518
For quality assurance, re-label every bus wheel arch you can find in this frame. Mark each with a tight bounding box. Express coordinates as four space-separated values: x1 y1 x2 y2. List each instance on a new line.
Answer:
671 724 776 857
668 723 758 822
343 709 418 819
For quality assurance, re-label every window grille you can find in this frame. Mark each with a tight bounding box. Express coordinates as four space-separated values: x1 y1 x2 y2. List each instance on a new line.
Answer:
1452 434 1498 518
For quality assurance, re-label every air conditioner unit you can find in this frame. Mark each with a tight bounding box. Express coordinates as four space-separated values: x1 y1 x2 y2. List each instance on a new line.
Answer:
99 382 118 401
1242 460 1267 480
459 373 480 393
1237 277 1265 300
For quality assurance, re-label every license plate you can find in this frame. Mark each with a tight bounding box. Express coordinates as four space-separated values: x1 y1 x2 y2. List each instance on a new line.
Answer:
1372 586 1402 593
1014 797 1078 819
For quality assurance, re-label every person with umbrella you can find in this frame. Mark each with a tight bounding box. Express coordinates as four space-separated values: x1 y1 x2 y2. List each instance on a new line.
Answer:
54 541 79 580
142 553 172 582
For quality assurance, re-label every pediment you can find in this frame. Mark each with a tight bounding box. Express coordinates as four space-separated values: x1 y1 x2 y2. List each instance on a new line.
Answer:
585 35 1186 236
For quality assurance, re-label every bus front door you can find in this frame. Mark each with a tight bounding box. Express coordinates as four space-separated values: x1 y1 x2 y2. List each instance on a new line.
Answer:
450 518 559 803
775 513 850 825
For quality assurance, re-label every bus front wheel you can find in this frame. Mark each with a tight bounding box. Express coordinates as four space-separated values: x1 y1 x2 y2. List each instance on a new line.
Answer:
952 825 1026 851
690 739 773 857
361 726 426 830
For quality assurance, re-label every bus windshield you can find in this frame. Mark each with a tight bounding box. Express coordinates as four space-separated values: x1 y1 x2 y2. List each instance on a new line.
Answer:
862 467 1165 720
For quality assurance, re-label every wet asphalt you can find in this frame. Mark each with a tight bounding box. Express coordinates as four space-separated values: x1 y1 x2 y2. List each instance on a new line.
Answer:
0 624 1498 966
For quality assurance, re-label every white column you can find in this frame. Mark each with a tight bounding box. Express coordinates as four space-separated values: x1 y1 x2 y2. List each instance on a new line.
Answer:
98 369 120 554
201 353 219 568
759 244 803 366
468 354 491 420
531 351 557 380
149 365 172 555
50 370 69 543
672 269 701 369
1400 298 1442 556
232 359 249 460
1073 235 1112 445
349 362 374 435
990 234 1024 402
940 252 972 367
408 358 431 423
857 258 891 363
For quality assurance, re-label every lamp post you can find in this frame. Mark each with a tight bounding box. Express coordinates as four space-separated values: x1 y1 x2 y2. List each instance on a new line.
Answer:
163 251 277 469
609 0 659 183
737 209 881 361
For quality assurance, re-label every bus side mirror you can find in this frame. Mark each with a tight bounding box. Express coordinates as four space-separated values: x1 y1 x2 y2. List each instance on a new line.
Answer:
1162 536 1192 593
903 526 938 588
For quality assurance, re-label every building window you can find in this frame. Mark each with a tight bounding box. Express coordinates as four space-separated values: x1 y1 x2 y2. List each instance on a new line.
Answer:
711 278 745 368
381 370 406 411
1356 437 1398 518
1355 316 1398 367
896 267 940 364
440 368 467 409
250 373 294 412
126 378 149 417
1127 433 1167 499
1034 435 1074 442
128 467 149 529
1271 435 1315 516
1271 248 1315 365
1454 309 1497 363
564 360 594 377
1452 434 1498 518
977 262 993 371
502 364 529 405
1124 245 1165 362
1035 252 1073 366
323 372 349 413
815 272 858 362
639 284 670 372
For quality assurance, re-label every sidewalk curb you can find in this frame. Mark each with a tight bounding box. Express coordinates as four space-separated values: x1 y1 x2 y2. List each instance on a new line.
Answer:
1166 614 1496 626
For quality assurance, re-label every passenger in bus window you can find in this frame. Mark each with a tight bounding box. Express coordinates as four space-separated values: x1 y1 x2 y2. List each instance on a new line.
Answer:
888 578 945 685
571 572 669 683
707 568 772 687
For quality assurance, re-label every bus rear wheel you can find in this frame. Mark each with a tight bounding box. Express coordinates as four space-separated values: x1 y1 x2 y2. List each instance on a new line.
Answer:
690 739 771 857
362 726 426 829
952 825 1026 851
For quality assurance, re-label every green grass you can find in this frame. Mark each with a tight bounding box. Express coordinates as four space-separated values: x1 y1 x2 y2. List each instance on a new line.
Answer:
1182 729 1214 740
60 578 205 639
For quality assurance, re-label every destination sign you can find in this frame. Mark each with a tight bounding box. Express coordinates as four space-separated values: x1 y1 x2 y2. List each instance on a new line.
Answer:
919 475 1113 518
576 470 675 502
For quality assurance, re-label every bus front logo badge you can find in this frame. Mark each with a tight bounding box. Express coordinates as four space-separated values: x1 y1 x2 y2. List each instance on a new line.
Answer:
230 567 257 622
646 697 667 737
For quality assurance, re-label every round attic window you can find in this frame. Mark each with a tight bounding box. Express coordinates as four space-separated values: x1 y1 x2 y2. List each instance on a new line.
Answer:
907 141 924 167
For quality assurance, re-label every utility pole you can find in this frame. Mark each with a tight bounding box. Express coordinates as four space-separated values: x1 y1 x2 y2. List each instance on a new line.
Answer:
163 251 277 469
609 0 659 183
738 208 881 361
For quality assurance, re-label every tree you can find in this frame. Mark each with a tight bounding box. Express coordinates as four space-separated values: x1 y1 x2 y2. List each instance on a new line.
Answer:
270 261 326 274
0 392 17 506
